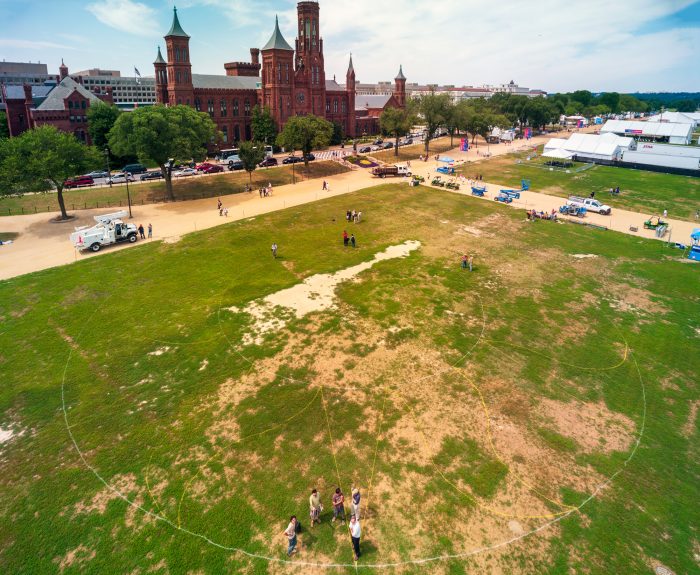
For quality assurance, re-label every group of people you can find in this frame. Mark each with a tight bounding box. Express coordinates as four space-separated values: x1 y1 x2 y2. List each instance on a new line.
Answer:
343 230 357 248
260 183 273 198
461 254 474 272
137 223 153 239
527 209 558 221
285 487 363 560
608 186 621 195
346 210 362 224
216 198 229 217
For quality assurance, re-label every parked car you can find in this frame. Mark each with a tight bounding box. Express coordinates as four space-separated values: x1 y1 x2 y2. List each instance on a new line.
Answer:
64 175 95 189
174 168 197 178
85 170 109 179
373 138 384 146
402 138 413 145
359 146 372 154
303 153 316 162
370 145 381 151
140 171 163 181
259 157 279 168
283 155 303 165
228 160 245 171
107 172 135 184
383 142 394 150
202 165 224 174
122 163 147 175
195 162 216 172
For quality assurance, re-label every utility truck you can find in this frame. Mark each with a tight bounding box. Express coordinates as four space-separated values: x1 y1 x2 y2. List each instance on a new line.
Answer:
567 196 612 215
371 165 412 178
70 211 138 253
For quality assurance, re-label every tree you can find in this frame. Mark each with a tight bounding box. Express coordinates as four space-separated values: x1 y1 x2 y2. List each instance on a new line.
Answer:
87 103 121 150
0 112 9 140
599 92 621 114
108 105 218 201
0 126 101 220
276 115 333 168
238 141 265 183
571 90 593 107
331 121 344 146
673 99 698 113
380 103 417 157
417 93 451 154
251 106 278 145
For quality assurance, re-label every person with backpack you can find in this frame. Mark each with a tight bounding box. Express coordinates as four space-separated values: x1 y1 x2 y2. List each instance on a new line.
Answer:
283 516 298 556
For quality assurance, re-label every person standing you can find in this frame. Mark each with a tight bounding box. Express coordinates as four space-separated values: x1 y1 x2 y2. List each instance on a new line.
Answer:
351 488 361 519
350 234 356 248
272 243 278 258
663 209 668 218
695 209 699 221
147 223 152 239
357 211 362 223
309 489 322 527
322 180 328 191
283 516 298 556
349 515 361 561
217 198 222 211
332 488 345 523
138 224 145 239
343 231 349 247
468 255 474 272
461 254 468 270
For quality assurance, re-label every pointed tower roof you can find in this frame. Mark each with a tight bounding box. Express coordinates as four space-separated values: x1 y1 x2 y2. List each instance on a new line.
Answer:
347 53 355 74
262 16 294 51
395 65 406 81
154 46 166 65
166 7 190 38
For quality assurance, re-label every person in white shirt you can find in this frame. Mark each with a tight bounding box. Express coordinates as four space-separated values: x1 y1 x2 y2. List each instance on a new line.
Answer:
283 516 298 556
349 514 361 561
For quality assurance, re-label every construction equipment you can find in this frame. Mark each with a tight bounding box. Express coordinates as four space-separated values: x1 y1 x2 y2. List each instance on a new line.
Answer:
436 166 456 175
500 189 521 200
471 186 486 197
70 211 138 253
559 205 587 218
371 165 411 178
494 191 514 204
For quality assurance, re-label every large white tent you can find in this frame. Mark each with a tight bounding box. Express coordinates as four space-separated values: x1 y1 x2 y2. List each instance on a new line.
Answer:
601 120 693 145
646 112 700 129
543 133 634 161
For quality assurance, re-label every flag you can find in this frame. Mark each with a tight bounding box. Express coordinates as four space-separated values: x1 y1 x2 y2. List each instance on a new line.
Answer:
134 67 141 85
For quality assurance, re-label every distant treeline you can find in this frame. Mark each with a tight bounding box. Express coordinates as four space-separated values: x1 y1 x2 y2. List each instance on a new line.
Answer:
548 91 699 115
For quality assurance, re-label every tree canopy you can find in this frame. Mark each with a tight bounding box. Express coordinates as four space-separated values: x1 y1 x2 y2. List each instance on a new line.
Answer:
0 112 9 140
0 126 101 219
108 105 218 200
251 106 278 146
380 102 417 156
87 103 121 150
417 93 452 154
238 141 265 183
276 115 333 167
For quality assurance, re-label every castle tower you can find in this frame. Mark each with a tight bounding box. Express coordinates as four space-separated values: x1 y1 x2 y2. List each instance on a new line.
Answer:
394 65 406 108
346 54 356 137
164 7 194 106
154 46 169 104
295 1 325 116
261 16 295 128
59 59 69 80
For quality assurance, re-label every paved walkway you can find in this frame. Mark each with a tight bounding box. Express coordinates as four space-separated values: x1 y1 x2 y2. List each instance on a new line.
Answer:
0 135 695 281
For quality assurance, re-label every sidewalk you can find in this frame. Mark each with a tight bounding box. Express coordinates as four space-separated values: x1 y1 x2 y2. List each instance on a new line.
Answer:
1 135 694 281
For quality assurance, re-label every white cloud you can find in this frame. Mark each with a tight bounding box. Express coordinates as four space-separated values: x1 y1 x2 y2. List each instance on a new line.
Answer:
174 0 271 28
86 0 159 37
315 0 700 92
0 39 74 50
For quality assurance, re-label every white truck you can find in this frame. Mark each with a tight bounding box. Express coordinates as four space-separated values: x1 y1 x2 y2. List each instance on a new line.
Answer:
70 211 139 253
567 196 612 215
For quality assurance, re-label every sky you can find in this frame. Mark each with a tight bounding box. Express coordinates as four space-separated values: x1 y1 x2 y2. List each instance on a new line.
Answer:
1 0 699 93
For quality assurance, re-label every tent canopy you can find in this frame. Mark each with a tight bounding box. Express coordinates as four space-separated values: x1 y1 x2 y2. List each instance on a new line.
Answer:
691 228 700 241
438 156 455 163
542 148 574 159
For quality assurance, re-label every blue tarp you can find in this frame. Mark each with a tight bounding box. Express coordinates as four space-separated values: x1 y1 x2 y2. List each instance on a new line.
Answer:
691 228 700 241
438 156 455 163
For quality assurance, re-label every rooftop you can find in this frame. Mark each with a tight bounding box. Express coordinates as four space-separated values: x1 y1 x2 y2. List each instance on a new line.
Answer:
166 7 190 38
262 16 294 51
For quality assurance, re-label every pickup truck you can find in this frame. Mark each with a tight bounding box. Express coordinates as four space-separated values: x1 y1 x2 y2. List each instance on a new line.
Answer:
567 196 612 215
371 165 411 178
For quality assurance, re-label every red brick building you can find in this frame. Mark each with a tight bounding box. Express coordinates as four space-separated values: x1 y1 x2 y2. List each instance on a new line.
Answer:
1 60 114 143
155 2 406 144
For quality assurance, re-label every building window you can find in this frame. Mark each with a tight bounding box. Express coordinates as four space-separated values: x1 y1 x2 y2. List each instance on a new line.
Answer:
194 98 201 111
222 126 228 143
68 101 74 109
207 99 214 115
234 125 240 141
81 101 86 109
278 63 282 82
245 125 251 140
326 99 330 113
244 99 251 116
334 99 339 113
221 99 227 117
233 99 239 116
341 101 346 113
176 71 182 83
285 63 289 83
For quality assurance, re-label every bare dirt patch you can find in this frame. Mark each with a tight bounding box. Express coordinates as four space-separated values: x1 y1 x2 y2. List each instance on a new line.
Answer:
683 400 699 438
74 473 140 516
538 398 636 453
54 544 97 573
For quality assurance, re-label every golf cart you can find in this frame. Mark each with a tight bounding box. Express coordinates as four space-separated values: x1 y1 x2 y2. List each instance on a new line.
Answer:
644 216 667 230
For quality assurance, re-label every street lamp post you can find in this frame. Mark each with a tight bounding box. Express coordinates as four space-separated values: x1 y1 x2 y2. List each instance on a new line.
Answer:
125 174 133 219
103 147 112 188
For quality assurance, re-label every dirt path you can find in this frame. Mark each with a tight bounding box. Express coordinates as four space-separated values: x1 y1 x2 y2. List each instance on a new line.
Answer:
1 133 694 281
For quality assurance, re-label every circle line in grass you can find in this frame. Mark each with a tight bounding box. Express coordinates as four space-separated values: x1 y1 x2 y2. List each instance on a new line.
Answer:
60 281 647 569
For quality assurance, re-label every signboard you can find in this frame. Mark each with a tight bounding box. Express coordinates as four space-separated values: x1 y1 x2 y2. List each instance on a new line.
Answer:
577 120 584 128
523 128 532 140
625 129 643 134
460 138 469 152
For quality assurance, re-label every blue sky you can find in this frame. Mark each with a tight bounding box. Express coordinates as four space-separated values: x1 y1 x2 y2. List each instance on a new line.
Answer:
1 0 699 92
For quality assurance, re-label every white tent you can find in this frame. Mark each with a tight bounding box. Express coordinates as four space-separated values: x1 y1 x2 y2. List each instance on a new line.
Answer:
647 112 700 129
601 120 693 145
543 133 634 161
542 148 574 159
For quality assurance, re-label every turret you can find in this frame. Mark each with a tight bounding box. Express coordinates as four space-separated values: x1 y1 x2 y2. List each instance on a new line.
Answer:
59 59 69 80
164 6 194 106
261 15 295 127
154 46 169 104
394 65 406 108
346 54 356 137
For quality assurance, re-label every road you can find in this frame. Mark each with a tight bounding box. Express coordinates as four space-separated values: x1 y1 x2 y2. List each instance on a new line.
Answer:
1 135 696 281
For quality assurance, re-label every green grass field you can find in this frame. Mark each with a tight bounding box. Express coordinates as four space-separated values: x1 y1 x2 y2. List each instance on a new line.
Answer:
460 149 700 221
0 161 349 217
371 139 454 164
1 185 698 574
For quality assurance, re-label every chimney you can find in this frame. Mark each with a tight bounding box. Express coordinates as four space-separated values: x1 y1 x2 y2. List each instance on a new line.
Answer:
250 48 260 66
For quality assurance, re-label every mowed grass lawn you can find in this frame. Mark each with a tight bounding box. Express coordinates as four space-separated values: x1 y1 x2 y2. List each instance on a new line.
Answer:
460 148 700 221
0 185 698 574
371 137 455 164
0 161 350 217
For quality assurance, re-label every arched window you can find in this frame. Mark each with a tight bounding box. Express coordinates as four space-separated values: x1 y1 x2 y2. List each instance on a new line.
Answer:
278 63 282 82
245 125 252 140
233 99 239 116
341 100 346 113
334 99 338 114
221 99 227 117
208 99 214 115
285 63 289 83
176 71 181 83
326 99 330 113
222 126 228 143
234 125 240 142
194 98 201 112
244 99 251 116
